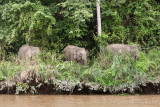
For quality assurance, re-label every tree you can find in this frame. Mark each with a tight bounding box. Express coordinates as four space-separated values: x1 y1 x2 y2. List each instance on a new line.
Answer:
96 0 101 36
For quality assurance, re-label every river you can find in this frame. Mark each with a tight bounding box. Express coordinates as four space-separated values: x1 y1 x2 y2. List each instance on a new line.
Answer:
0 95 159 107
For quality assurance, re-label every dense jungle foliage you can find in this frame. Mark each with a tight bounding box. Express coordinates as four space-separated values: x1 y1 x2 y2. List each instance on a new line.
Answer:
0 0 159 57
0 0 160 94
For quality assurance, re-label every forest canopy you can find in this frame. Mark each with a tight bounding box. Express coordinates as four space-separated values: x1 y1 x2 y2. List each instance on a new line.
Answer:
0 0 160 56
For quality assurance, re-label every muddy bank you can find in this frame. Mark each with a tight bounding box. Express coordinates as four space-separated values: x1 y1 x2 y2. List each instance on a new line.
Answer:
1 80 160 95
0 70 160 95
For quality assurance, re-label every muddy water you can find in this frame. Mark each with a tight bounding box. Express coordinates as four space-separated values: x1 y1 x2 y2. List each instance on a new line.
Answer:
0 95 159 107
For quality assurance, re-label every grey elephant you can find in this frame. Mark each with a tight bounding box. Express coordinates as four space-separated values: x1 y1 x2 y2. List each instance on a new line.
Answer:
64 45 88 65
105 44 140 60
18 45 40 61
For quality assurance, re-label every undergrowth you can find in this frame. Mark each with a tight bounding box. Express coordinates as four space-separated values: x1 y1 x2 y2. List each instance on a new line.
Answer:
0 48 160 94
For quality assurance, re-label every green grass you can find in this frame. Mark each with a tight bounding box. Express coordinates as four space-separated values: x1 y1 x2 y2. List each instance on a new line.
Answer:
0 48 160 94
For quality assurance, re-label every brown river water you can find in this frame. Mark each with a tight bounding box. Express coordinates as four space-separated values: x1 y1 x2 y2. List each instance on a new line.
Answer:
0 95 159 107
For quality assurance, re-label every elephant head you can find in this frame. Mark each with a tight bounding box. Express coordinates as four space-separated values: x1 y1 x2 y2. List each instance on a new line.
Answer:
76 48 88 65
25 46 40 59
30 46 40 59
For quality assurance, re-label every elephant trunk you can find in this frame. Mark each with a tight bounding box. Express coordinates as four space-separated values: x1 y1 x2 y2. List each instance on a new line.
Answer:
83 59 87 66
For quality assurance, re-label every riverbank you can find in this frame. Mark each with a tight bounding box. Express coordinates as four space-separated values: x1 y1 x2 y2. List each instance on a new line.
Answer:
0 48 160 94
0 74 160 95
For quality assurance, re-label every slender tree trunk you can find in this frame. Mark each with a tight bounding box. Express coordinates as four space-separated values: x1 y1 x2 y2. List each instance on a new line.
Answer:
96 0 101 36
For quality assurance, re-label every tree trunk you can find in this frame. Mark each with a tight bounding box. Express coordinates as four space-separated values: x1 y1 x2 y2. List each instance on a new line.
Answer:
96 0 101 36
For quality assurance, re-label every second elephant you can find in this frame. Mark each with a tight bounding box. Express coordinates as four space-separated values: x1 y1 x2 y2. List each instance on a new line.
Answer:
64 45 88 65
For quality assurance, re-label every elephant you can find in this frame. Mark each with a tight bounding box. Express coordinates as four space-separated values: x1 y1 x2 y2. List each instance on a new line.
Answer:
18 45 40 61
105 44 140 60
64 45 88 65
